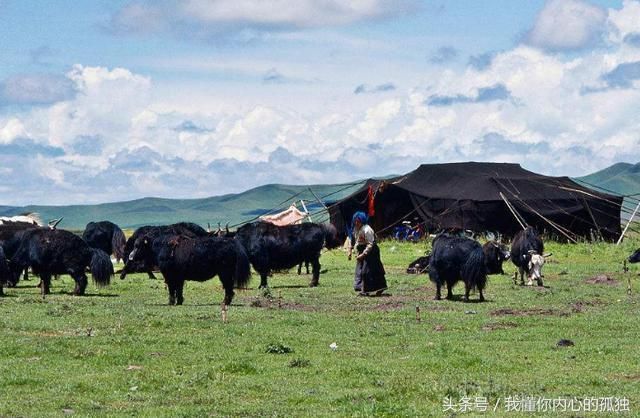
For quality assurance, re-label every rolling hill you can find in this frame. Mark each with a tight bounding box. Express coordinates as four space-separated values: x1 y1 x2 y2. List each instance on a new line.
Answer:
574 162 640 221
0 182 365 230
1 162 639 231
574 162 640 197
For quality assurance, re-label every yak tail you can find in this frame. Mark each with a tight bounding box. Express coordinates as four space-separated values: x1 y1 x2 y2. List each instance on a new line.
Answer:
462 246 487 291
90 248 114 287
233 240 251 289
112 226 127 262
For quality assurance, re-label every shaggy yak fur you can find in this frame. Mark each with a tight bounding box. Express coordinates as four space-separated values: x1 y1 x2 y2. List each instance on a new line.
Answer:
120 222 208 280
510 227 545 286
0 219 44 285
82 221 126 262
128 233 251 306
235 222 342 288
428 234 508 302
3 228 113 296
407 254 431 274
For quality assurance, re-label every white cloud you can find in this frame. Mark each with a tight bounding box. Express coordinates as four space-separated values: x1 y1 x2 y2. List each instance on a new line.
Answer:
0 118 27 144
607 0 640 44
525 0 606 51
110 0 416 38
7 1 640 205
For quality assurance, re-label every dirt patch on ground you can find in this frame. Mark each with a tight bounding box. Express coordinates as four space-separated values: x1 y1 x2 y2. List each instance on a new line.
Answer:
482 322 518 331
246 298 318 312
490 308 570 317
585 274 619 285
570 299 604 313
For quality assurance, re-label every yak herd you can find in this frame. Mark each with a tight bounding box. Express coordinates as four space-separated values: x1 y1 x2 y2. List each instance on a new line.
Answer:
0 214 638 306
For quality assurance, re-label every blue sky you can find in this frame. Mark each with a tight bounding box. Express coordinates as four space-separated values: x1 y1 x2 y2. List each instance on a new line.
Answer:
1 0 639 205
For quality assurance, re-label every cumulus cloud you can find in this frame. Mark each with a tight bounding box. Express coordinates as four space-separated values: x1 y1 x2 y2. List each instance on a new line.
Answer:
109 0 417 39
7 0 640 205
607 0 640 44
0 73 76 106
525 0 606 51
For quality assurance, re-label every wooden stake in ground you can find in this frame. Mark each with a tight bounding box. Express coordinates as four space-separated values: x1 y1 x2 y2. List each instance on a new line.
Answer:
415 305 421 322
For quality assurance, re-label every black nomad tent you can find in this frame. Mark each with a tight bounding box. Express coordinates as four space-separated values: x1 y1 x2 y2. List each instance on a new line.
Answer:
329 162 623 241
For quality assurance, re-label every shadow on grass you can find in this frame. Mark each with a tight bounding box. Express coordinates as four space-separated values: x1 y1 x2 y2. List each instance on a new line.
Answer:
439 294 492 303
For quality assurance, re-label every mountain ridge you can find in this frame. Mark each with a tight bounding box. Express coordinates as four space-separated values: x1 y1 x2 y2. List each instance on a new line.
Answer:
2 162 639 230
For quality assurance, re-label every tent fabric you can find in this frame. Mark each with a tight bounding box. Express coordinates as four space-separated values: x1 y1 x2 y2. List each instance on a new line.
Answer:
260 204 308 226
329 162 623 241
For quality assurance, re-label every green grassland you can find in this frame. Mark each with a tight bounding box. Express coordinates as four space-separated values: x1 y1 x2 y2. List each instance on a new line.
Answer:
1 238 639 417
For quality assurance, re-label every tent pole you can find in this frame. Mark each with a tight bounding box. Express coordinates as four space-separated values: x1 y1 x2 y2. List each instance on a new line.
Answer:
617 200 640 245
582 198 603 241
499 192 526 230
300 199 313 222
308 187 328 210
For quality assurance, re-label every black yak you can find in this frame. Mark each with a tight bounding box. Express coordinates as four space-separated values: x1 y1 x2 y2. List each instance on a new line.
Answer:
428 235 509 302
0 214 63 285
406 254 430 274
629 248 640 264
120 222 208 280
483 241 511 274
5 228 113 296
235 221 341 288
511 227 548 286
128 233 251 306
82 221 126 262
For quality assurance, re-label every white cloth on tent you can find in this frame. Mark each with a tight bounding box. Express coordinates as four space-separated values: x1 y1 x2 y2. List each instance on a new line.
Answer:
260 204 307 226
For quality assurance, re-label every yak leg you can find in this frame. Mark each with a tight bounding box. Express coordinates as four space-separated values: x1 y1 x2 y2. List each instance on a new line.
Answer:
23 268 29 281
147 270 158 280
519 267 526 286
40 273 51 297
73 273 88 296
309 258 320 287
0 285 4 296
175 280 185 305
463 282 470 302
166 280 177 305
434 282 442 300
297 263 302 275
221 273 235 306
259 271 269 289
445 281 454 300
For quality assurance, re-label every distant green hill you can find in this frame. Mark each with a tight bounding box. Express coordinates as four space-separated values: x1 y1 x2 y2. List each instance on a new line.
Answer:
2 162 639 231
0 182 365 231
574 162 640 196
574 162 640 221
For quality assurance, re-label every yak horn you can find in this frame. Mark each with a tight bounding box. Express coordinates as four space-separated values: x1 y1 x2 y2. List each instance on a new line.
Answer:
207 222 211 233
49 217 63 229
543 252 553 258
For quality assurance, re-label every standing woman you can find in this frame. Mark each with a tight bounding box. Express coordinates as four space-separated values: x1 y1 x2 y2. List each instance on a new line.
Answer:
348 211 387 296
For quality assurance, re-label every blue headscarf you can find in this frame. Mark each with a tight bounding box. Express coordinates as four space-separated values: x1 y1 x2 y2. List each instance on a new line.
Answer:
349 211 368 244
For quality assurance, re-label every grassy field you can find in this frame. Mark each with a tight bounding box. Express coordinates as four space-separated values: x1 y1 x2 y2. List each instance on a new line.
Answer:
1 238 639 417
